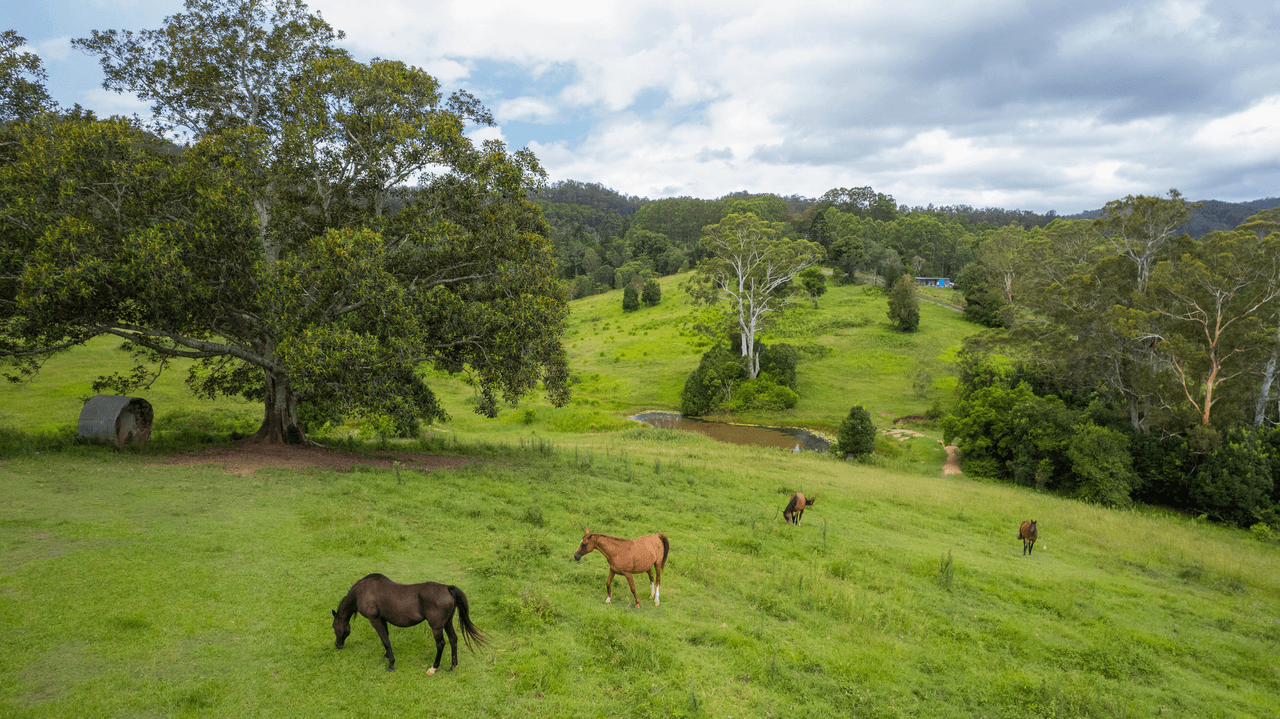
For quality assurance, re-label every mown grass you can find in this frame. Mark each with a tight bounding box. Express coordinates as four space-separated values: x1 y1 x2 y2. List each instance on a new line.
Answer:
2 429 1278 718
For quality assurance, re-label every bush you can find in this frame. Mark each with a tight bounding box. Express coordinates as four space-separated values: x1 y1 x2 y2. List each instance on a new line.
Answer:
837 405 876 459
679 343 746 416
622 285 639 312
723 377 798 412
1067 423 1137 506
887 273 920 332
641 278 661 306
757 342 798 390
1189 432 1274 527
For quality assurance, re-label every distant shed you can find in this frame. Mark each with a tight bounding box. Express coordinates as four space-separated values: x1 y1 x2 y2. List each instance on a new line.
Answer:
78 395 154 447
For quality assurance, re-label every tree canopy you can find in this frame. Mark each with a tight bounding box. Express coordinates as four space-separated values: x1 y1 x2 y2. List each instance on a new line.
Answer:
1 1 569 443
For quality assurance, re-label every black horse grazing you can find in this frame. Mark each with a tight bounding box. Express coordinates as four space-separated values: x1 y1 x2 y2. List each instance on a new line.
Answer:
331 573 485 673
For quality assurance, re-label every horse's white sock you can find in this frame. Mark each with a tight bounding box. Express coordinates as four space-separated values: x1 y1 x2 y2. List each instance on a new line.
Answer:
655 586 660 605
605 596 611 603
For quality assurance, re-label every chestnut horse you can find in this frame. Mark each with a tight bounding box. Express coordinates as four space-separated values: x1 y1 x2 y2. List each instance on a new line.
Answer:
783 492 814 525
573 529 669 608
331 573 485 673
1019 520 1038 556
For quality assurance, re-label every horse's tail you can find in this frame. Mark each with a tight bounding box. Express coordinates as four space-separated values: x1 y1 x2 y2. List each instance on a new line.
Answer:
785 494 798 514
658 534 669 569
448 585 487 651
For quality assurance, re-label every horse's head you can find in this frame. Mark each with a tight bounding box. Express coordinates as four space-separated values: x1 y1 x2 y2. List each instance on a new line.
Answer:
574 529 595 561
331 608 351 649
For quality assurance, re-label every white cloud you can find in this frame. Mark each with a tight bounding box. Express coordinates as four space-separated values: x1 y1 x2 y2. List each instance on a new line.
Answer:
29 0 1280 212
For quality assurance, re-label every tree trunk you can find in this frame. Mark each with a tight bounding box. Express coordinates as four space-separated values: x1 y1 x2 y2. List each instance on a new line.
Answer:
249 370 307 444
1257 345 1279 427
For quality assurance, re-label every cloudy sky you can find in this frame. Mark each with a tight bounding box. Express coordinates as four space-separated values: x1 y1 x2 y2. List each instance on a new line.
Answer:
11 0 1280 213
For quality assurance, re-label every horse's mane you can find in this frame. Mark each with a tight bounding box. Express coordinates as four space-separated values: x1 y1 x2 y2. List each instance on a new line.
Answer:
336 589 359 619
784 495 798 513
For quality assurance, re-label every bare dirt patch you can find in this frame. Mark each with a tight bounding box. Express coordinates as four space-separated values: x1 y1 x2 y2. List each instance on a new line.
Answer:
153 441 471 477
943 445 962 475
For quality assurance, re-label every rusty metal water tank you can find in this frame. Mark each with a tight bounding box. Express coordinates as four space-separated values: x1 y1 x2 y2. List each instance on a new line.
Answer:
78 395 154 447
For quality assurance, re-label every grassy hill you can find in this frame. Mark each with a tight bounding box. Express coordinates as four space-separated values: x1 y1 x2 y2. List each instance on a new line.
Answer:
2 275 1279 717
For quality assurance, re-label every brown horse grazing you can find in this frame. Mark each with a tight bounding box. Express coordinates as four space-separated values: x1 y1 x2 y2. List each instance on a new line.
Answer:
1019 520 1038 556
783 492 814 525
573 529 669 608
331 573 485 673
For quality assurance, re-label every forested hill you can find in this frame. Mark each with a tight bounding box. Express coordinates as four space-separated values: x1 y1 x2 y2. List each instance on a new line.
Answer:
531 180 649 238
1067 196 1280 237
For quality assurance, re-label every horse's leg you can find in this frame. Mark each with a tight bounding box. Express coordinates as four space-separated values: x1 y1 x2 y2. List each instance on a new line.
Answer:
623 572 640 608
653 562 662 606
427 625 446 675
606 569 615 603
444 621 459 671
369 617 395 672
646 568 655 599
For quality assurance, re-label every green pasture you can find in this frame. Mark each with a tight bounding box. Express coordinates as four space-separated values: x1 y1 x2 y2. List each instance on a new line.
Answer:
3 430 1278 718
2 270 1278 717
560 273 972 430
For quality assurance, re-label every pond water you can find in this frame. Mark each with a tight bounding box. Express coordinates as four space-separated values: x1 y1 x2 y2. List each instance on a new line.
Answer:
630 411 830 452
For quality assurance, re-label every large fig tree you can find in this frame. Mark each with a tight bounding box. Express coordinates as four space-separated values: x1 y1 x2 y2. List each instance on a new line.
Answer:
1 0 569 442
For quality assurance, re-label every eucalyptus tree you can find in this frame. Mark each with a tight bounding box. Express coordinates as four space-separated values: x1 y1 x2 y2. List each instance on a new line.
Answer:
1 30 57 121
686 212 822 378
1 0 569 443
1095 190 1194 294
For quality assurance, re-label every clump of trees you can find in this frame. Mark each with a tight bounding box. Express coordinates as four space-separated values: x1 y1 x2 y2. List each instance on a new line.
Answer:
680 341 799 416
0 2 570 444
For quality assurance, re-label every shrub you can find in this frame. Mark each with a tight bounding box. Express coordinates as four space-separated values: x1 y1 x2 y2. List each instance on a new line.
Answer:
622 285 639 312
757 342 798 390
679 343 746 416
1067 423 1137 506
641 278 661 306
723 377 798 412
1189 432 1274 527
887 273 920 332
837 405 876 459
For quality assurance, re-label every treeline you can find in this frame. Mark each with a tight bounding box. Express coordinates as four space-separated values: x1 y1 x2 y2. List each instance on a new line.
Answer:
948 190 1280 527
534 181 1075 298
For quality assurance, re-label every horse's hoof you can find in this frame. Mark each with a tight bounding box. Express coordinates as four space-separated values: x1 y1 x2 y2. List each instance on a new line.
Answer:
605 597 611 604
654 600 660 606
387 666 396 672
427 667 436 676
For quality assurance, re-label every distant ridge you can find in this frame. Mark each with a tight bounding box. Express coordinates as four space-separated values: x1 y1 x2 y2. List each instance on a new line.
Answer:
1065 197 1280 237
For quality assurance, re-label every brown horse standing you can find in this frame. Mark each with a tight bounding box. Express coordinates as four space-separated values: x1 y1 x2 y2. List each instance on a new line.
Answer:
573 529 669 608
783 492 814 525
331 573 485 673
1019 520 1038 556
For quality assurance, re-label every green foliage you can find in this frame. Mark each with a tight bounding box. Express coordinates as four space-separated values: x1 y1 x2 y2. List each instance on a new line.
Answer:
756 342 798 390
2 2 573 442
1189 432 1274 527
723 376 798 412
621 285 640 312
1067 423 1137 506
1 30 57 122
692 212 824 378
641 278 661 307
887 274 921 332
679 343 746 416
837 405 876 458
798 266 827 308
